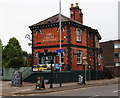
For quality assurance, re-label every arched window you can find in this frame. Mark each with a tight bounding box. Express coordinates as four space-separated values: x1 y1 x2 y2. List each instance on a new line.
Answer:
96 38 98 48
76 50 83 64
98 54 102 66
76 28 82 42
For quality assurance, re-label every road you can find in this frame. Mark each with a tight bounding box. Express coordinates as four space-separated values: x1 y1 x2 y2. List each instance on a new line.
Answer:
33 84 119 97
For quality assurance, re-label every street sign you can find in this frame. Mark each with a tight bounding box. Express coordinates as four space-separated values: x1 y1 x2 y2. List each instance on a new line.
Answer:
12 71 22 87
56 49 64 53
35 77 45 90
83 59 88 65
56 64 60 69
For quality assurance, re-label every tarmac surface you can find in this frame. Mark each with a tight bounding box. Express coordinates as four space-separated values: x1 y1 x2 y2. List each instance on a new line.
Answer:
1 77 120 96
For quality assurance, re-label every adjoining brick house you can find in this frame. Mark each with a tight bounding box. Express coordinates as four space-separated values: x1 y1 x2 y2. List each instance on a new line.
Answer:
28 3 103 82
100 40 120 76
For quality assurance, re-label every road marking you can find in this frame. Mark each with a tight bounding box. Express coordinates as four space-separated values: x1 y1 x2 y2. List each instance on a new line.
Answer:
113 90 120 93
42 85 104 95
88 95 99 98
95 95 99 96
11 89 32 94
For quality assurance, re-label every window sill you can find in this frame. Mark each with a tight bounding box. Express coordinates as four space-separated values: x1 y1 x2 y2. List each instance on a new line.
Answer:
98 64 101 67
77 64 82 66
76 41 82 43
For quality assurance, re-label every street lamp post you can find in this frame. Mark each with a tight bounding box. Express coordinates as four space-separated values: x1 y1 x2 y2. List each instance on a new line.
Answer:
82 57 88 81
59 0 62 87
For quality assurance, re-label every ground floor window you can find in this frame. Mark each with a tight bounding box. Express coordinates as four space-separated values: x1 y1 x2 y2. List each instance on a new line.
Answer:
35 52 40 65
115 62 120 67
61 52 65 64
98 54 102 66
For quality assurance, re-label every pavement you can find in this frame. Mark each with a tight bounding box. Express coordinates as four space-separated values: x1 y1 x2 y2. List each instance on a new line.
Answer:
1 77 119 96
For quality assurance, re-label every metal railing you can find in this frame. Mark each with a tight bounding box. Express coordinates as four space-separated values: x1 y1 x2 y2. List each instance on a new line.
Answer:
21 67 32 81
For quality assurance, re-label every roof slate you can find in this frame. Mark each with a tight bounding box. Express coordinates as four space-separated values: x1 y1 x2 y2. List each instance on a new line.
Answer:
30 13 102 40
30 14 82 26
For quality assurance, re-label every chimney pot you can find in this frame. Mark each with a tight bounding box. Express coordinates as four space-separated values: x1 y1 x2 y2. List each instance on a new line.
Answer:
70 3 83 24
75 3 78 8
71 4 74 8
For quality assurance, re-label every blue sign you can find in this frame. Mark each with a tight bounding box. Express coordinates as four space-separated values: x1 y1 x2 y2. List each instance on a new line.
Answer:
56 49 64 53
56 64 60 69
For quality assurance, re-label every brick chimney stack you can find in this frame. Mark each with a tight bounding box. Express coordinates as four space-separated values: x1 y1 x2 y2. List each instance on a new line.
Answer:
70 3 83 24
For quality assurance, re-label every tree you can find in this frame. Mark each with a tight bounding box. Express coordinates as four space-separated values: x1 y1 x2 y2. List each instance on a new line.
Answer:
29 57 32 67
2 37 26 68
23 51 28 57
7 57 24 69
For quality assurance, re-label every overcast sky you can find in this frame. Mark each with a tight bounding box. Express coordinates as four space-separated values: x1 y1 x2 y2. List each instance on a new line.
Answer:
0 0 119 53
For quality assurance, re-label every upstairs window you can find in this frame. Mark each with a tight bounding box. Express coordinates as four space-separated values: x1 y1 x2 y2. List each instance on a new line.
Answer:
76 28 82 42
114 43 119 49
114 43 120 49
76 50 83 64
96 38 98 48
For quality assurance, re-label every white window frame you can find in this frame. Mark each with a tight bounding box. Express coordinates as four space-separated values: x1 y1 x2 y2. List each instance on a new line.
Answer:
76 28 82 42
76 51 83 64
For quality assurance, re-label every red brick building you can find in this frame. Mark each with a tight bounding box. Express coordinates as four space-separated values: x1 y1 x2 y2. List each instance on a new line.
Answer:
100 40 120 77
28 3 103 82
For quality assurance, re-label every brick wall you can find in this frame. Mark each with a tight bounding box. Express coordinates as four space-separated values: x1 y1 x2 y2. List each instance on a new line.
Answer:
32 25 103 72
100 41 114 67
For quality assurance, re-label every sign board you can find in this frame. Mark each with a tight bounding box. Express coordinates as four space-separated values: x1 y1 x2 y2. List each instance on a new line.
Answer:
12 71 22 87
83 59 88 65
33 64 54 71
56 64 60 69
78 75 83 84
35 77 45 90
56 49 64 53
